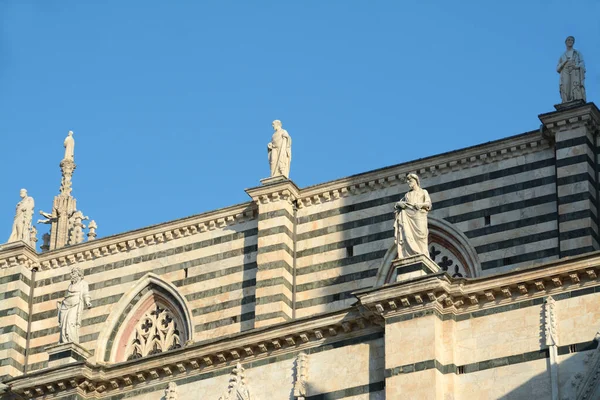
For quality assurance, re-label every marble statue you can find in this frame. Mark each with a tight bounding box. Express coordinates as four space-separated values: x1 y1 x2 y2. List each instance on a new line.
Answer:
8 189 35 246
394 174 432 258
557 36 586 103
57 267 91 344
268 120 292 178
64 131 75 161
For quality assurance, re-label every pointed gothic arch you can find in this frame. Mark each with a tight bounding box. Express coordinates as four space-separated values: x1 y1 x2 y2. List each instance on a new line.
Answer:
374 215 481 287
95 273 193 363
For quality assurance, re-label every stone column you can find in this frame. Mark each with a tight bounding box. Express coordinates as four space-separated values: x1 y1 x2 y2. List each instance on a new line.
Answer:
246 178 299 328
539 102 600 257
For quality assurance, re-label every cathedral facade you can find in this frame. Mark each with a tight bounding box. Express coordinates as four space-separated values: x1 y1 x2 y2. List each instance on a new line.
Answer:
1 100 600 398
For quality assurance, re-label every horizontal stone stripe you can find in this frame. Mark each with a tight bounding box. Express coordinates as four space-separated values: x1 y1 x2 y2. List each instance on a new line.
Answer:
185 278 257 302
562 246 597 258
555 153 595 169
0 340 26 354
556 172 597 189
0 289 28 303
555 134 594 150
0 357 23 372
297 268 378 292
192 295 255 317
0 307 28 322
28 333 99 360
255 293 293 308
0 324 28 338
481 247 558 270
474 229 557 254
35 227 259 288
254 310 292 322
465 212 556 239
297 212 391 242
258 208 295 223
559 227 599 242
298 249 387 276
297 231 392 259
296 289 361 309
25 360 47 372
256 260 293 275
256 276 293 291
385 349 548 378
256 242 294 257
194 311 255 332
306 381 385 400
446 193 556 224
557 338 599 355
559 209 598 223
257 224 294 239
33 244 258 304
173 262 257 287
434 176 555 210
0 272 31 287
557 190 594 206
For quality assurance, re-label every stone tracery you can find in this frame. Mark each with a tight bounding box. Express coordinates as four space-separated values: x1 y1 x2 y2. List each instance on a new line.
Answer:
126 303 182 361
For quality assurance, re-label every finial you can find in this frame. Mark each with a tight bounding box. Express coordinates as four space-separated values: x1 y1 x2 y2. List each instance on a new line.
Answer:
87 220 97 241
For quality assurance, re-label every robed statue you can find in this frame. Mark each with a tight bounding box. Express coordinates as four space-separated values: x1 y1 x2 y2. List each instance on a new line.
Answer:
394 174 432 258
64 131 75 161
557 36 586 103
7 189 35 246
57 267 92 344
268 120 292 178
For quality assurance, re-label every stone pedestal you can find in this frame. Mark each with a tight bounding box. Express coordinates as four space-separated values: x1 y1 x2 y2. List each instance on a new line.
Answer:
246 178 300 328
392 254 440 283
540 102 600 257
46 342 91 368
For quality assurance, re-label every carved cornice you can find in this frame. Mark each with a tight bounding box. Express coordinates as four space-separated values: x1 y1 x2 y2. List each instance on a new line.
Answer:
0 203 257 271
296 132 547 209
6 310 377 398
355 251 600 320
245 179 300 206
539 102 600 137
0 241 39 270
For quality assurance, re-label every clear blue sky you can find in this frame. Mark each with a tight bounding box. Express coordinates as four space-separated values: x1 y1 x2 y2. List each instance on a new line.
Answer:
1 1 598 245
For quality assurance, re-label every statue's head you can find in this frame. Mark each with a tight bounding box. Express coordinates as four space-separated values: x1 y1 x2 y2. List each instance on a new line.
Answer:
68 130 73 137
19 189 27 198
565 36 575 47
70 267 84 282
406 173 420 189
272 120 282 130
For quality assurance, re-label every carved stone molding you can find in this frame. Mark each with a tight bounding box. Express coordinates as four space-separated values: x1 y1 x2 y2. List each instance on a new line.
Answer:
356 251 600 319
218 363 251 400
6 311 376 398
293 352 308 399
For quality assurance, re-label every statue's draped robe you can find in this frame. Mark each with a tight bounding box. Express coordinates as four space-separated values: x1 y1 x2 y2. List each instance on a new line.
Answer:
558 49 586 103
394 188 432 258
64 135 75 160
268 129 291 178
58 280 90 343
8 196 34 244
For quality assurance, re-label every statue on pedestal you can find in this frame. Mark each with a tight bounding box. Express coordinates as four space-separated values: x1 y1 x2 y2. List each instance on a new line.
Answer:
8 189 35 246
394 174 432 259
268 120 292 178
557 36 586 103
57 267 91 344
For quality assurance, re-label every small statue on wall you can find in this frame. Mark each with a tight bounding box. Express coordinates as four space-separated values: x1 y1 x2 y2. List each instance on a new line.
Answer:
557 36 586 103
7 189 35 247
57 267 92 344
394 174 432 259
268 120 292 179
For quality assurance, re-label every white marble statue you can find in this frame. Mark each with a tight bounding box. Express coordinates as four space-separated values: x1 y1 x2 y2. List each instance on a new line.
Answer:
57 267 91 344
64 131 75 161
268 120 292 178
394 174 432 258
8 189 35 246
557 36 586 103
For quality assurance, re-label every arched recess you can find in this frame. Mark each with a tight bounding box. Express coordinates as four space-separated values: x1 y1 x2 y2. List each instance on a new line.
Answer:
373 215 481 287
95 273 194 364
